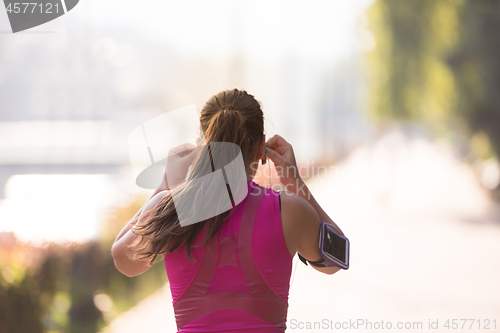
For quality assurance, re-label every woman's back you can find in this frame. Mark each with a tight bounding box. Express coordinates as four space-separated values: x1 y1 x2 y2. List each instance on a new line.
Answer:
111 90 346 332
164 180 293 332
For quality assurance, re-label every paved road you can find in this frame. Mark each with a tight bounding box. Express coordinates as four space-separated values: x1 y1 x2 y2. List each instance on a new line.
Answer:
102 132 500 332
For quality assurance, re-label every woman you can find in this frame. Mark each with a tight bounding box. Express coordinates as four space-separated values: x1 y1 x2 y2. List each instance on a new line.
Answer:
112 89 345 332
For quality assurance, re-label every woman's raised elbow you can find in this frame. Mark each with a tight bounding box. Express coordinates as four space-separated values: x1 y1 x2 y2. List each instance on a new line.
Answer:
113 259 139 278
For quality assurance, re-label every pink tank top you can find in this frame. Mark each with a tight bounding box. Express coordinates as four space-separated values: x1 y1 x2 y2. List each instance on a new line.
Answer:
164 180 294 332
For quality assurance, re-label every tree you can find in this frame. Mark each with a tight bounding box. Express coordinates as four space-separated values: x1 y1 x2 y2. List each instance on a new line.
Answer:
367 0 500 159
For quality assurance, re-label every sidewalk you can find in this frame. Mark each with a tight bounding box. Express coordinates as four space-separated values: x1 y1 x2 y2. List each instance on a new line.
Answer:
100 282 177 333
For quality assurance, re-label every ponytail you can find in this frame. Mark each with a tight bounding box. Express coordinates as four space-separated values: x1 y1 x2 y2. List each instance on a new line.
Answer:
128 89 264 264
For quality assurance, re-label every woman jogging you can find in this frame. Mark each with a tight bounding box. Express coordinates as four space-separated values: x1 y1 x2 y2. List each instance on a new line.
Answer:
112 89 346 332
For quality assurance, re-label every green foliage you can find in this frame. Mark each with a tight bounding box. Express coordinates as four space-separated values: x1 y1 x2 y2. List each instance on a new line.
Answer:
367 0 500 158
0 270 44 333
449 1 500 158
0 195 168 332
367 0 462 124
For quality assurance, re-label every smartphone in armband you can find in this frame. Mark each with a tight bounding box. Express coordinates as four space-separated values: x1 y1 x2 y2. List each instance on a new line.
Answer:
319 220 349 269
298 220 350 270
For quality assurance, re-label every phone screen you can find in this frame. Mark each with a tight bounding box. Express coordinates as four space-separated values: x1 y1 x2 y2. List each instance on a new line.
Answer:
322 225 347 264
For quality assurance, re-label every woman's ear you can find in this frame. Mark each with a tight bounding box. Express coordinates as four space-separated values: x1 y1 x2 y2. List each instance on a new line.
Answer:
256 134 266 161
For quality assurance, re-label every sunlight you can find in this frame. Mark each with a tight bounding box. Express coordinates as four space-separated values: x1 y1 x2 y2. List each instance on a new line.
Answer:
0 174 116 243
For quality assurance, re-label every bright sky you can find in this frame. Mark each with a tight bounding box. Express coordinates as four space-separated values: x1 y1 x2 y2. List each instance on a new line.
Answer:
0 0 375 242
0 0 374 60
81 0 374 61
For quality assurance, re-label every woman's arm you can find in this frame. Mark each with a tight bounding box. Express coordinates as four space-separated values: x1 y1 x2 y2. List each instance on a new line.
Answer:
113 186 166 244
111 187 169 277
111 143 196 277
266 135 345 275
112 142 198 277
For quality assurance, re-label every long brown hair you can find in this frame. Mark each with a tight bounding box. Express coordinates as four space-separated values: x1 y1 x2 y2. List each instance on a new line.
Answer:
128 89 264 265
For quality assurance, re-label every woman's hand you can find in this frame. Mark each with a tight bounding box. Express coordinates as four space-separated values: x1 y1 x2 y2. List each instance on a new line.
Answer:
265 134 305 192
164 143 197 190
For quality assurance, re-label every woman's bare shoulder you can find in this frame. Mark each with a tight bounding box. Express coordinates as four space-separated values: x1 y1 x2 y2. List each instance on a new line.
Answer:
280 190 317 219
279 190 318 256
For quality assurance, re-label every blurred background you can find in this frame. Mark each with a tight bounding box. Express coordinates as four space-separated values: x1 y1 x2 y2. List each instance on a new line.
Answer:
1 0 500 332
